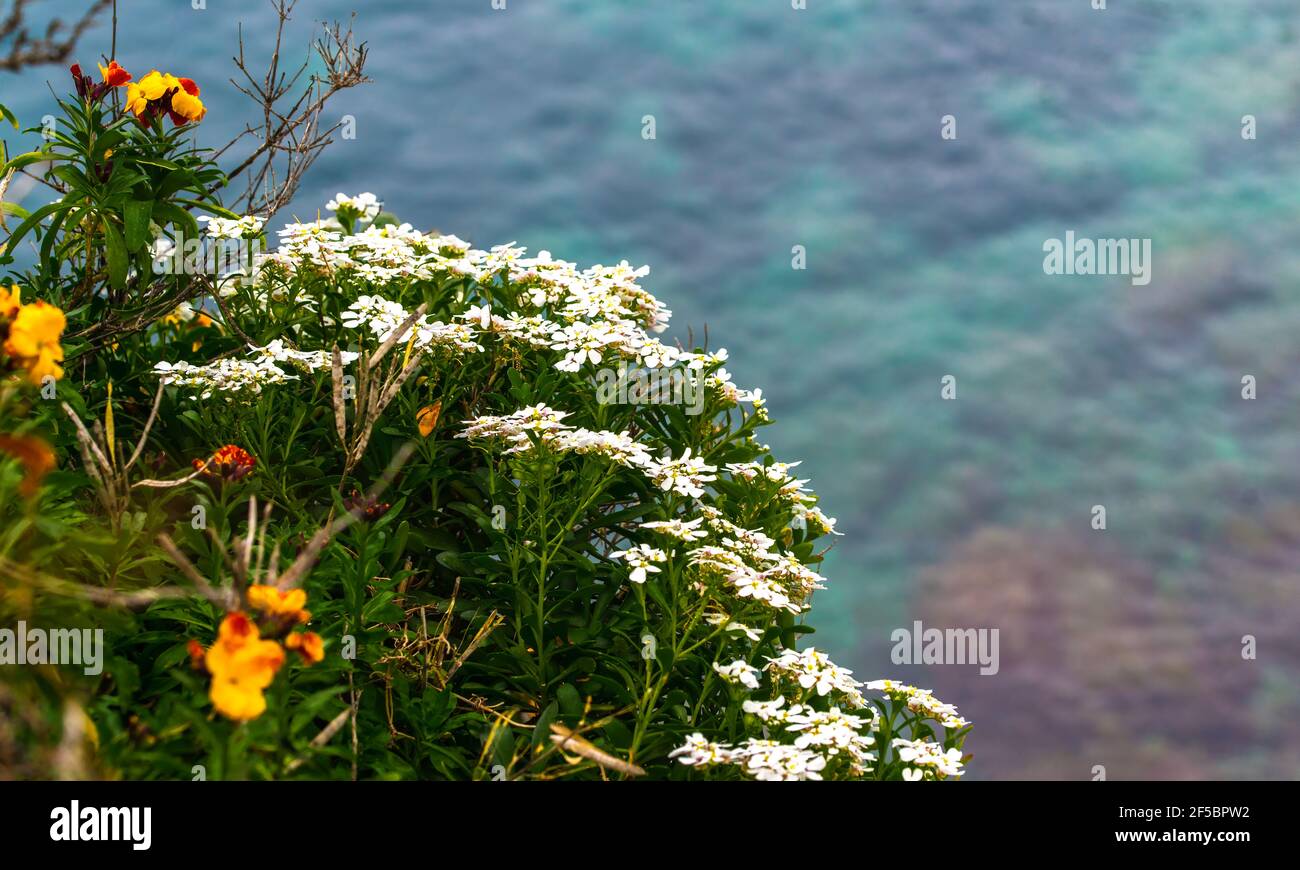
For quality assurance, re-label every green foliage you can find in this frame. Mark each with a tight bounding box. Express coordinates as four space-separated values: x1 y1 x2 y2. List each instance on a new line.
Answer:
0 61 970 783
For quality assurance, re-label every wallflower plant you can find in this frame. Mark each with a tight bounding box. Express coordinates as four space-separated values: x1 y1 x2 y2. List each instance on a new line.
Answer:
0 42 970 782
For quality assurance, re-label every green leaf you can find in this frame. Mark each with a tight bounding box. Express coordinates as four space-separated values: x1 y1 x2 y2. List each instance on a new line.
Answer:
2 200 64 254
102 217 128 289
3 150 49 172
123 199 153 250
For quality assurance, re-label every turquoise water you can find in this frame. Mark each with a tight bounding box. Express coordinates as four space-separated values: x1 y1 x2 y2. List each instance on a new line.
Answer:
5 0 1300 778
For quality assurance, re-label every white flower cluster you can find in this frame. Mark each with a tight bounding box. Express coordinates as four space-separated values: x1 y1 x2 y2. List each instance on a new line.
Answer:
671 650 968 781
891 738 965 780
766 647 869 707
712 660 761 690
865 680 969 730
609 543 667 584
727 460 813 506
153 357 295 400
638 517 708 542
646 448 717 498
247 216 754 399
249 339 359 372
681 507 826 614
459 404 573 446
669 734 831 781
795 504 841 536
460 407 730 506
326 191 382 222
199 214 265 239
341 295 485 355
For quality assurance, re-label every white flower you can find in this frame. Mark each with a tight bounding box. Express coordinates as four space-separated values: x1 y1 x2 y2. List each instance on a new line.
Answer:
712 660 761 690
681 348 728 370
728 566 800 613
547 320 630 372
154 357 296 400
765 647 866 707
784 707 875 759
741 697 789 722
867 681 968 729
645 448 717 499
796 505 842 536
638 517 707 542
326 192 382 222
891 739 964 779
668 733 735 767
250 340 358 372
459 404 572 450
200 214 265 239
609 543 667 584
732 739 827 782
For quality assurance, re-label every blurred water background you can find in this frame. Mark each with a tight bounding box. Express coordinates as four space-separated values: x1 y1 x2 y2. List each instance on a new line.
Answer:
5 0 1300 779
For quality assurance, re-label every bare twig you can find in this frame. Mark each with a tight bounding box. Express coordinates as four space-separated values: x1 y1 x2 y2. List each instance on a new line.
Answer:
216 0 369 217
0 0 111 73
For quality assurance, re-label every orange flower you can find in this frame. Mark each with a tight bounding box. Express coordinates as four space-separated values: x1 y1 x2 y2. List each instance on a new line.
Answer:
0 433 55 498
285 631 325 664
246 584 310 623
98 61 132 87
193 444 256 481
203 613 286 721
4 299 66 385
186 638 206 671
417 401 442 437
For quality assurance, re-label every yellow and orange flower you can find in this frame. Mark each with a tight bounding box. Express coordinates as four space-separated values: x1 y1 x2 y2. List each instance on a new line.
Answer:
70 61 130 101
193 444 256 481
247 584 311 623
0 284 20 318
0 433 56 498
125 69 206 126
98 60 132 88
285 631 325 664
203 613 286 721
169 78 206 124
192 599 323 720
3 299 66 385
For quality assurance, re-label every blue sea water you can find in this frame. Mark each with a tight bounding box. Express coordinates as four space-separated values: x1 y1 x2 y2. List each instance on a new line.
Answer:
5 0 1300 778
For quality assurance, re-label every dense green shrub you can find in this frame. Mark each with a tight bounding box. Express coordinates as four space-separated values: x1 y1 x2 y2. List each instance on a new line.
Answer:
0 57 970 781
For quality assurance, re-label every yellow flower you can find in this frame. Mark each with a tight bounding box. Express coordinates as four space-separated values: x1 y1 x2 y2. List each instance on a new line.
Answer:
203 613 286 721
137 70 171 101
0 285 20 318
169 89 206 124
4 300 66 385
124 82 148 117
247 584 310 622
